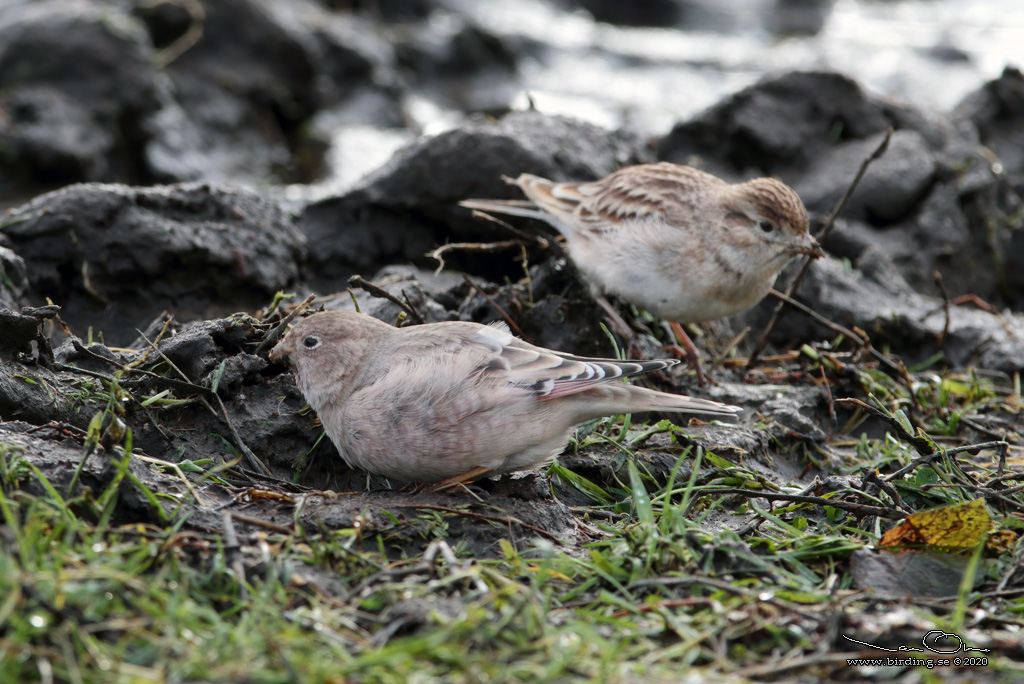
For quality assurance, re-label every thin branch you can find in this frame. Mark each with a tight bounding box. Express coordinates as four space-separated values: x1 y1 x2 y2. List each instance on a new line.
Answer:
211 391 272 476
933 270 951 350
348 275 425 325
628 575 825 622
462 208 553 247
837 397 936 458
767 289 909 381
253 294 316 355
228 511 293 534
428 240 524 274
143 0 206 68
839 397 1009 484
462 274 527 339
700 487 904 520
747 128 893 371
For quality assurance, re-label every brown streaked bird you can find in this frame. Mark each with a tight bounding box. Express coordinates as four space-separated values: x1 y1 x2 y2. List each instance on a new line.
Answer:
460 162 824 382
270 311 741 485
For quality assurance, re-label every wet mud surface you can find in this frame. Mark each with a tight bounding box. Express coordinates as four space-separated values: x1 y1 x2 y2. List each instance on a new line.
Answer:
1 1 1023 664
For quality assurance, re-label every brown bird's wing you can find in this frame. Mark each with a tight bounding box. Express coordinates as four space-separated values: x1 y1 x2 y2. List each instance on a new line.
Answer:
512 163 723 235
469 323 674 399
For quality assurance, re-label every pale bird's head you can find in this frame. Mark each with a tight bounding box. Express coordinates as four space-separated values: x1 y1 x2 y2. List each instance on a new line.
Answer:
270 311 391 394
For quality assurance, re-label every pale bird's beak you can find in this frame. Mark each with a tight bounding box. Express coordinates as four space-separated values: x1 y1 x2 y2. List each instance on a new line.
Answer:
269 339 292 364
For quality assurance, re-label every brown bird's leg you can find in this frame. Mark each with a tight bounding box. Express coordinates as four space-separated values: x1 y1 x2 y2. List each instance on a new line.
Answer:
665 321 709 387
594 295 644 357
429 466 493 493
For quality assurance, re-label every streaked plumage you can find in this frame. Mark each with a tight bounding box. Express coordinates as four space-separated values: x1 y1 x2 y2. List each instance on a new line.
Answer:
270 311 741 483
461 161 822 324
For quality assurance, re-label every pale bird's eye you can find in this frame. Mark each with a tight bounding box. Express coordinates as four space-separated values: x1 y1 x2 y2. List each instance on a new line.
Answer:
303 336 321 349
758 220 774 233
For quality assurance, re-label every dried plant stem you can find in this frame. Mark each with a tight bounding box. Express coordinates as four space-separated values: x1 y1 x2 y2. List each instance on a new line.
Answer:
746 128 893 371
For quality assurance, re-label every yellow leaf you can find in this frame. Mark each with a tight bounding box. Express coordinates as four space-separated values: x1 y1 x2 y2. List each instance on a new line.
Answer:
880 499 991 551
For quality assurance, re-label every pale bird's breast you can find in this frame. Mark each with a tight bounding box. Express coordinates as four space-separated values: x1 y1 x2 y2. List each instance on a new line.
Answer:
568 220 777 323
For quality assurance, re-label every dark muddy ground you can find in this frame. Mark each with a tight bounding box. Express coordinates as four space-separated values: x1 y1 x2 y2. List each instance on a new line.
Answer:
2 1 1024 682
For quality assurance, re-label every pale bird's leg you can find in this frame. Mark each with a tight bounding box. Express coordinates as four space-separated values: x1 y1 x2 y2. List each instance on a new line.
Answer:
428 466 493 493
665 320 710 387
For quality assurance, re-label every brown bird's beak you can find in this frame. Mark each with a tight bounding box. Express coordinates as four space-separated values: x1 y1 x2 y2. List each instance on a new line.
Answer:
802 237 825 259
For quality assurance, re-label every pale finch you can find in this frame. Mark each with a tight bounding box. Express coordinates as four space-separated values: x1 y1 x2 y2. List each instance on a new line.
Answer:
460 162 824 381
270 311 741 485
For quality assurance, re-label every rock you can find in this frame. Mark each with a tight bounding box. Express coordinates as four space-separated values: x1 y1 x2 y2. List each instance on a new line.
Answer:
0 244 28 310
395 12 517 80
953 68 1024 307
954 67 1024 187
0 1 161 201
0 306 57 366
0 87 114 193
766 0 835 36
794 130 937 224
2 182 305 344
0 425 187 524
0 337 105 430
308 11 399 109
300 110 650 287
139 0 321 185
851 549 981 597
159 0 319 122
903 180 1003 300
393 11 520 112
708 382 831 445
561 0 685 27
143 74 300 185
773 257 1024 373
53 339 124 375
806 120 1008 304
658 71 893 179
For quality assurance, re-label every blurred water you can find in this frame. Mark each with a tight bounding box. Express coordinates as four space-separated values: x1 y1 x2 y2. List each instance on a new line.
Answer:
302 0 1023 195
445 0 1024 135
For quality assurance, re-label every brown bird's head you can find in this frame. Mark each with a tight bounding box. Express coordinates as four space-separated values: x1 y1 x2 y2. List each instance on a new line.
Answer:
725 177 823 264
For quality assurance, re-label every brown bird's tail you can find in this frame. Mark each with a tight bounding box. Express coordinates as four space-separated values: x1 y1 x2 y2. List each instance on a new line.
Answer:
458 197 549 222
460 173 586 239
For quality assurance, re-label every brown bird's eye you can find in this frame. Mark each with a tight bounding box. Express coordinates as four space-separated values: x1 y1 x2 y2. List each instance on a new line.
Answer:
303 336 321 349
759 220 774 233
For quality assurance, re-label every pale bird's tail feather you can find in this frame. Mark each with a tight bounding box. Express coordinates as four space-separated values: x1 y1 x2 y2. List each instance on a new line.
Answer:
574 383 742 423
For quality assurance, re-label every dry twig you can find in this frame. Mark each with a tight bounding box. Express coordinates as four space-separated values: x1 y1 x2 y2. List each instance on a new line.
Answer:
348 275 425 325
747 128 893 371
462 274 527 339
253 293 316 355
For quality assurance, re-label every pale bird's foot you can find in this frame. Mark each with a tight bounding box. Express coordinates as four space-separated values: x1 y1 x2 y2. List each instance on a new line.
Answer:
426 466 493 493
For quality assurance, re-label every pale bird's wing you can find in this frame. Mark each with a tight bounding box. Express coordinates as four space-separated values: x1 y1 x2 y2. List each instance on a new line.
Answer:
469 322 674 399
